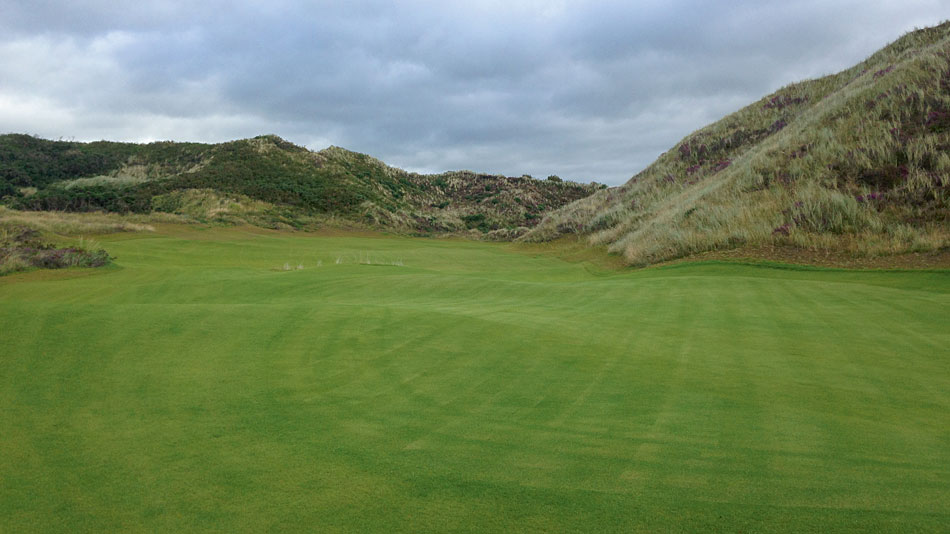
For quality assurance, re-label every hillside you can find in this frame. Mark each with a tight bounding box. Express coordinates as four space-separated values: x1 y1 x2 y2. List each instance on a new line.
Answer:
525 22 950 265
0 134 600 237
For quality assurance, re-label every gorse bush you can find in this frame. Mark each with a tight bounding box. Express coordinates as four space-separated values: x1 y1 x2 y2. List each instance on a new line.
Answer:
17 184 153 213
525 21 950 264
0 135 599 237
0 134 209 192
155 140 371 213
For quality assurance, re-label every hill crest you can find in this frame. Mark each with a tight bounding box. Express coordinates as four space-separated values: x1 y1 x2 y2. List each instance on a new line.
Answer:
524 22 950 265
0 134 602 237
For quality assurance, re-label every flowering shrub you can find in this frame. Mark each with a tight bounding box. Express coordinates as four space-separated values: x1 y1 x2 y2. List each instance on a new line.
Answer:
677 140 709 161
769 119 788 133
772 223 791 236
856 192 884 204
873 65 894 78
925 110 950 132
764 94 806 110
713 160 732 172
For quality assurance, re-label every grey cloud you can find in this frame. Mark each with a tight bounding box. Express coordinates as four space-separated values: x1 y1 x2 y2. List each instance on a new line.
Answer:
0 1 946 184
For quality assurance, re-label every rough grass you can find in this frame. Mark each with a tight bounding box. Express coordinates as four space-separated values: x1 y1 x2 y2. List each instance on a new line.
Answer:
525 22 950 265
1 227 947 532
0 221 114 275
0 206 161 235
1 134 600 237
0 207 166 275
149 188 340 230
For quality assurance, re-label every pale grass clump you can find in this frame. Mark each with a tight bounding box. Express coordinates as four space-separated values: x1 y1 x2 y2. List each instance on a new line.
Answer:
277 262 306 271
59 165 155 189
328 251 405 267
0 206 157 235
150 188 371 231
851 225 949 255
152 189 307 229
77 236 103 252
0 253 31 276
524 22 950 265
784 225 950 256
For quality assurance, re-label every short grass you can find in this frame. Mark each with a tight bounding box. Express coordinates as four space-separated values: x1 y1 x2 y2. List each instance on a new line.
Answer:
1 227 948 532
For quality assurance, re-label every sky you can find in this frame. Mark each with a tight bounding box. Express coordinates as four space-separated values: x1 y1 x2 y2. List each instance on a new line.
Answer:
0 1 946 185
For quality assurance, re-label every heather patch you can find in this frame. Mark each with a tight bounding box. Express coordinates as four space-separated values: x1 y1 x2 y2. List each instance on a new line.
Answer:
525 22 950 265
0 223 112 275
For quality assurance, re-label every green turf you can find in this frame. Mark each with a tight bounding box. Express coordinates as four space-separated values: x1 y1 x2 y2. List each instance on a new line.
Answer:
1 227 948 532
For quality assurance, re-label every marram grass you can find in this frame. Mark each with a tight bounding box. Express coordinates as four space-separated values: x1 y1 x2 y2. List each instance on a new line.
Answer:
1 227 948 532
526 22 950 265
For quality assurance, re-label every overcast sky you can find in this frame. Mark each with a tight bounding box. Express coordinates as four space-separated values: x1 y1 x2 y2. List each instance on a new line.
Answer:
0 1 945 184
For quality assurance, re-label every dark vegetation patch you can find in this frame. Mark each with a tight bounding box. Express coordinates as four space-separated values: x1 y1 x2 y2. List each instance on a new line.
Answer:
0 224 112 275
0 133 208 190
0 135 601 238
18 184 153 213
155 141 370 213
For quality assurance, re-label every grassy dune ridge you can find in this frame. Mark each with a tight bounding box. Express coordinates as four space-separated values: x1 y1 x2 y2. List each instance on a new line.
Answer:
0 134 600 237
1 227 947 531
526 22 950 265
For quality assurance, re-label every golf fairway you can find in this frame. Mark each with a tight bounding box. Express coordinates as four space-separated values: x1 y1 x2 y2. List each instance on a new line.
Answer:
1 227 948 532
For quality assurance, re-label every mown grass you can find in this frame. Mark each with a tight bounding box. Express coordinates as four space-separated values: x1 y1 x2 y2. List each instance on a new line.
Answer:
0 227 947 532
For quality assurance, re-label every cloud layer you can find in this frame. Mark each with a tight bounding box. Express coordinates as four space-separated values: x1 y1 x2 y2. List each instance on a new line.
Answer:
1 1 945 184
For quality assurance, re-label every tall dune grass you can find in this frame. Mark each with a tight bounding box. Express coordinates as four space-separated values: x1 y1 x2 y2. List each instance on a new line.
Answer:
525 22 950 265
0 206 161 235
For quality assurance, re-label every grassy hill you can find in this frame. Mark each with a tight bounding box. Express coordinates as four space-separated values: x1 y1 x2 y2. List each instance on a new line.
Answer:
0 134 600 237
525 22 950 265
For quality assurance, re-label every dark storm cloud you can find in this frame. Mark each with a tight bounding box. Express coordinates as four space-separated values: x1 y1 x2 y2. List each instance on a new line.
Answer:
0 1 946 184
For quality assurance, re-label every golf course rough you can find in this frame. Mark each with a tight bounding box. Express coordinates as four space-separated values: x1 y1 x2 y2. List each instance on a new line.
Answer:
1 227 948 532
